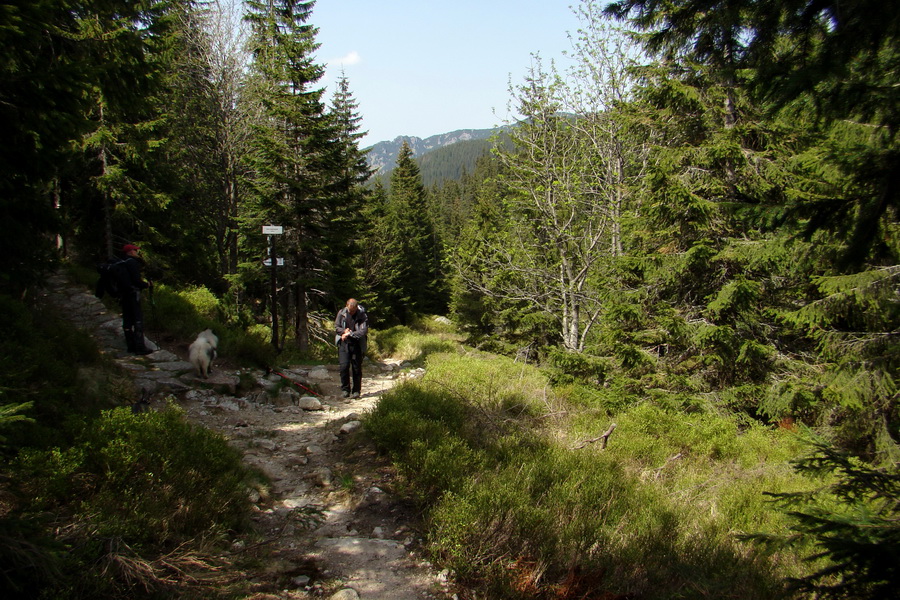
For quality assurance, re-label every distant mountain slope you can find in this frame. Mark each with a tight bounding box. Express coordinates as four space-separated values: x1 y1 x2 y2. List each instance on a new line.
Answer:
416 138 494 187
365 127 498 177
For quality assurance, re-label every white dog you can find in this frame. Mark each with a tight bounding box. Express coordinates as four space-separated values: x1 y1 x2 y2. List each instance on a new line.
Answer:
188 329 218 378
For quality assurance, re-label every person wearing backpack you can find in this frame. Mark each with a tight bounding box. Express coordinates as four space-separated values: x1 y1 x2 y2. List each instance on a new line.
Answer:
334 298 368 399
119 244 153 355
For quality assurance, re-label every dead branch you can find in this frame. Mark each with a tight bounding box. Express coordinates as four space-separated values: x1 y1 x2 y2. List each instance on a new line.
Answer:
573 423 616 450
649 452 684 480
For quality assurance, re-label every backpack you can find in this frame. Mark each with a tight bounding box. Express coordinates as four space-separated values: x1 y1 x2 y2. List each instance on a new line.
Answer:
94 258 131 299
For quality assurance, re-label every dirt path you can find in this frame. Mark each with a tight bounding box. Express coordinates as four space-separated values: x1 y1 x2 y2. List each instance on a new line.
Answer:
40 272 457 600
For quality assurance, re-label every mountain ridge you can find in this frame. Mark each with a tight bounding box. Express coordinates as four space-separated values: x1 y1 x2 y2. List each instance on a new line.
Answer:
365 127 498 177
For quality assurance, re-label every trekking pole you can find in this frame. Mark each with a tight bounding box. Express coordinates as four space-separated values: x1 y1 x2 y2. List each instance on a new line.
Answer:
265 367 322 397
147 281 160 350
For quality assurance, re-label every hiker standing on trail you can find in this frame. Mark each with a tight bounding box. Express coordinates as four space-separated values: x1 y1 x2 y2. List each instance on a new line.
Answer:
120 244 153 355
335 298 368 399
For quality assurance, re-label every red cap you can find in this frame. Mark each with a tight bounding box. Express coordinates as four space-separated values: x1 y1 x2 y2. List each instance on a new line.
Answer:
122 244 140 253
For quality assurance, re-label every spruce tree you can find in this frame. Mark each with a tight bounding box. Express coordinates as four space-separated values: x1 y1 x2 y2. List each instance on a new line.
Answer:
325 73 373 305
243 0 338 351
383 141 444 321
748 437 900 600
0 0 168 291
356 180 392 315
150 0 251 289
604 0 899 268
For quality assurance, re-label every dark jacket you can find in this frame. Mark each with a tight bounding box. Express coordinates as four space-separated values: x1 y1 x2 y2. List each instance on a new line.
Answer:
334 306 368 353
122 256 150 294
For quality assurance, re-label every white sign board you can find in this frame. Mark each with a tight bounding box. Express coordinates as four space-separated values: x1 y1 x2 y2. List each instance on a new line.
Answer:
262 225 284 235
263 258 285 267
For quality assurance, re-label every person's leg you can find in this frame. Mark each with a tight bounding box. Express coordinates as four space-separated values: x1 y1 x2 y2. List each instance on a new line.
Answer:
338 342 351 397
120 296 136 351
131 299 151 354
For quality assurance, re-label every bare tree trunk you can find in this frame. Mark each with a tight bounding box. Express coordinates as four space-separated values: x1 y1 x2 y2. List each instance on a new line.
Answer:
101 132 113 258
294 279 309 353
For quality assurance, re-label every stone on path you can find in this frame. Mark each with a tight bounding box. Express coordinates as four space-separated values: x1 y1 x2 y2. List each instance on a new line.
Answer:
297 395 323 411
316 538 429 600
339 421 362 435
309 367 330 380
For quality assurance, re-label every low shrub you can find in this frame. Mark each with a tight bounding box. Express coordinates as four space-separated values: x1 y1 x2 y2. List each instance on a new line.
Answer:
545 347 615 385
407 314 462 336
16 403 258 547
147 283 275 367
10 403 262 597
367 352 819 599
429 442 792 599
0 296 128 451
175 285 222 321
365 381 468 457
424 351 556 420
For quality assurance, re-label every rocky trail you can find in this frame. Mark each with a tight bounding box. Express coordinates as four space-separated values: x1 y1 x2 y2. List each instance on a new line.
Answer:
40 272 458 600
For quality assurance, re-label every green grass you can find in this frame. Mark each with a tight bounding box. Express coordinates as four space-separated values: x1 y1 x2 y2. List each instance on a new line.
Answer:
365 351 820 599
369 322 462 364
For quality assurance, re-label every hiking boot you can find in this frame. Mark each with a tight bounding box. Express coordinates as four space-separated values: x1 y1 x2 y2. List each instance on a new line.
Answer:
123 330 136 352
342 390 350 398
350 392 360 399
132 326 153 355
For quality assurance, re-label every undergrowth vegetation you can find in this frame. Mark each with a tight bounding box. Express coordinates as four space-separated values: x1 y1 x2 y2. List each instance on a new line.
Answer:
68 263 280 368
3 277 892 599
368 318 462 363
10 406 262 597
0 291 266 599
366 349 827 599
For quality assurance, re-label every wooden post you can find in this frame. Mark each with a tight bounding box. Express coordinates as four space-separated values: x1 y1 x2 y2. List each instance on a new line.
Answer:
269 235 279 350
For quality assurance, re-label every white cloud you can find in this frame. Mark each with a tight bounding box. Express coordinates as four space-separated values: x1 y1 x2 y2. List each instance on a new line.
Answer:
328 51 361 68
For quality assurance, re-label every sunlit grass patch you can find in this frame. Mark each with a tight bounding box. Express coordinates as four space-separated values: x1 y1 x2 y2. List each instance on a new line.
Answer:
366 351 821 599
369 325 460 362
424 351 559 418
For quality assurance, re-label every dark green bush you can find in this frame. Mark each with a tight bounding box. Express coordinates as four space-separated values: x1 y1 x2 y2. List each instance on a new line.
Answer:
16 404 257 549
365 381 467 456
545 346 614 385
0 295 127 452
7 404 261 597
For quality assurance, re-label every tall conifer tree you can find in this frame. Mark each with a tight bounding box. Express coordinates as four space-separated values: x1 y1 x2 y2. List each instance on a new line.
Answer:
384 141 443 321
325 73 373 305
604 0 899 268
243 0 338 351
150 0 251 289
0 0 170 290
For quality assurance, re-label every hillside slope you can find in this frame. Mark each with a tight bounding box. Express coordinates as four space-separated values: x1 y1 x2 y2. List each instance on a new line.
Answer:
365 127 496 177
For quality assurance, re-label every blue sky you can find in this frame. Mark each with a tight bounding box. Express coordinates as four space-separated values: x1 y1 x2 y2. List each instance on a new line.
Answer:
311 0 582 147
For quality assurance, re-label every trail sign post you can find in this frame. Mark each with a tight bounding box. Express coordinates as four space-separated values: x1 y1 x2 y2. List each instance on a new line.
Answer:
263 225 284 349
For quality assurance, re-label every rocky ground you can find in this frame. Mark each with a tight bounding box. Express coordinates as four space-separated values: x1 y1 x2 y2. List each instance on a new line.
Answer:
40 272 460 600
